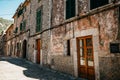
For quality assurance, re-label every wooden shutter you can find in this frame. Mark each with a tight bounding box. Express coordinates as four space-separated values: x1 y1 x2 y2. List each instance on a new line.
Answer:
20 23 22 31
71 0 75 18
18 8 24 17
23 20 26 30
66 0 75 19
36 10 41 32
16 27 18 33
38 10 41 32
66 0 70 19
90 0 109 10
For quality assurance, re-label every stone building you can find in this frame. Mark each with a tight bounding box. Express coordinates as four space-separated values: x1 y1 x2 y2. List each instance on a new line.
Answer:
27 0 51 65
4 24 14 56
12 0 31 58
0 31 6 56
4 0 120 80
47 0 120 80
6 0 51 64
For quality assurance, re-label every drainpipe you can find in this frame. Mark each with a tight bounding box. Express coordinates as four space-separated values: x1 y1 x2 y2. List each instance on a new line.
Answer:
49 0 53 67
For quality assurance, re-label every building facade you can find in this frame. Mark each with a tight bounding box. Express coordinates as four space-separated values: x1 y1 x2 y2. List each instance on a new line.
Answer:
4 0 120 80
0 31 6 56
27 0 51 65
4 24 14 56
12 0 31 58
44 0 120 80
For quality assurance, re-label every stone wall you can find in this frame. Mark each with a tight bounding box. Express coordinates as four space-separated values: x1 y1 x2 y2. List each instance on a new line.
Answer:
99 57 120 80
50 1 120 79
27 37 35 61
78 0 88 15
98 7 120 80
41 0 51 65
28 0 51 65
52 0 64 26
51 55 74 75
99 8 118 56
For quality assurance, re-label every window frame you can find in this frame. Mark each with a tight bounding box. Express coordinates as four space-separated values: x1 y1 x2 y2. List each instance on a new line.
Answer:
22 20 26 31
18 8 24 17
65 0 77 20
14 27 18 33
20 23 23 31
89 0 111 10
36 7 42 33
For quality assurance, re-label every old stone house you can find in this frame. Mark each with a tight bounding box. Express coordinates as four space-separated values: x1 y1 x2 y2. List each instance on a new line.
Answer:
27 0 51 65
0 31 6 56
12 0 31 58
6 0 51 64
4 0 120 80
46 0 120 80
8 0 52 64
4 24 14 56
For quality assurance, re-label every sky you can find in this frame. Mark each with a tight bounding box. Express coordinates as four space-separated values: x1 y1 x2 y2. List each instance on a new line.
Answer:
0 0 25 20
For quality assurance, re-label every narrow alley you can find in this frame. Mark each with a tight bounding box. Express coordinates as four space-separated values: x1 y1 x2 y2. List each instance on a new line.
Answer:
0 57 85 80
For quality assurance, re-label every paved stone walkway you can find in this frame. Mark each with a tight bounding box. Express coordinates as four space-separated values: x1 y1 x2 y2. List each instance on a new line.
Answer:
0 57 86 80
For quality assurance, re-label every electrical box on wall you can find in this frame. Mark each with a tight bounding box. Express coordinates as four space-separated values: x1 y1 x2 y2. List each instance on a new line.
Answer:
110 43 120 53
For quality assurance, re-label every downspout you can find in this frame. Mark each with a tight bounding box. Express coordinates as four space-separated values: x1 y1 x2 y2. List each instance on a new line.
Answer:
49 0 53 66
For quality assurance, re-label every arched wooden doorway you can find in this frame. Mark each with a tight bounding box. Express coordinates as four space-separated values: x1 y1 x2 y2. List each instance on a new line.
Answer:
22 40 27 59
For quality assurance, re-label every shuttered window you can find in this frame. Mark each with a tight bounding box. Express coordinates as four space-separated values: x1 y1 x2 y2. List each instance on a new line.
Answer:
66 0 75 19
90 0 109 10
20 23 22 31
22 20 26 30
20 20 26 32
18 8 24 17
14 27 18 33
36 10 42 32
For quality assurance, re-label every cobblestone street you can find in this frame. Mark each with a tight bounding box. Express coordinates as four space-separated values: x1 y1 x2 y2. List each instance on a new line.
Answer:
0 57 85 80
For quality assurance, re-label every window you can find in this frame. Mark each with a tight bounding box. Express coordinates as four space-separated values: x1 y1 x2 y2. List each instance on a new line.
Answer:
36 9 42 32
23 7 26 12
20 23 22 31
18 8 23 17
17 6 26 17
20 20 26 32
66 0 75 19
90 0 109 10
67 40 71 56
14 27 18 33
38 0 41 2
22 20 26 30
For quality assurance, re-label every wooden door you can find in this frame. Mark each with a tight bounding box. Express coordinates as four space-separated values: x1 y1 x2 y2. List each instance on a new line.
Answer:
77 36 95 80
36 39 41 64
